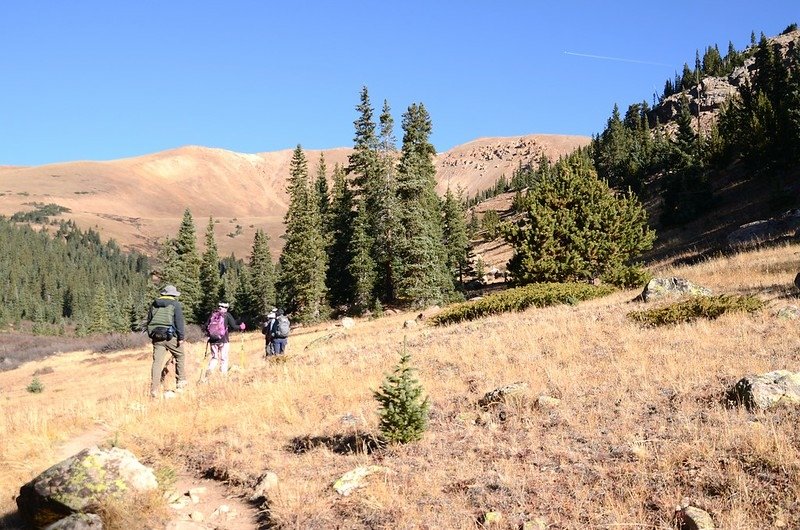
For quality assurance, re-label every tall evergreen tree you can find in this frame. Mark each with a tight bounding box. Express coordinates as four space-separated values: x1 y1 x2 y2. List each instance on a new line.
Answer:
171 209 203 322
314 153 330 222
347 86 381 198
394 103 454 306
372 99 402 303
88 284 112 334
277 145 329 322
325 164 356 308
247 229 276 322
348 202 377 314
442 187 469 285
199 216 222 319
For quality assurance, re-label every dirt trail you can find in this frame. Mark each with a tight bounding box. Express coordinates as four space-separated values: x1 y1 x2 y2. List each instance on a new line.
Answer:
48 421 262 529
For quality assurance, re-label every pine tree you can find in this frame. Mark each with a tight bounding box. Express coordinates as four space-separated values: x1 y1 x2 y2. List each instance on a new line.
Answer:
88 284 112 334
348 202 376 314
372 99 402 303
347 86 381 199
373 349 429 444
277 145 329 322
166 209 203 322
325 164 356 309
247 229 276 323
314 153 330 223
199 217 222 319
442 187 469 285
504 151 654 287
394 103 454 306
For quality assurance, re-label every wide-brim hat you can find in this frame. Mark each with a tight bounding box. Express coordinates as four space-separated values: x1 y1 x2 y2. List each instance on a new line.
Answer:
218 302 230 309
160 284 180 297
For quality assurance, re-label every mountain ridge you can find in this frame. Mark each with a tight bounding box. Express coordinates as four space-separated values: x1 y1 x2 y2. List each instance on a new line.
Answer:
0 134 589 258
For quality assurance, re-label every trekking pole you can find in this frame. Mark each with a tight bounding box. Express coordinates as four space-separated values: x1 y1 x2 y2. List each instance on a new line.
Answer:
197 340 209 383
239 332 245 370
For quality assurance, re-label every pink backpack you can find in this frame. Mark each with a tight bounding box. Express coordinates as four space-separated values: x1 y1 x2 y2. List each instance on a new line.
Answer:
206 310 227 341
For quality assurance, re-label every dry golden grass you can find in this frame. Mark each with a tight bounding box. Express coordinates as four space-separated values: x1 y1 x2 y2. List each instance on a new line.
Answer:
2 243 800 528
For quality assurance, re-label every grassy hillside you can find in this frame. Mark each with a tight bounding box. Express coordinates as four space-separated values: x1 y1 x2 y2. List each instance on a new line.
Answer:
2 243 799 528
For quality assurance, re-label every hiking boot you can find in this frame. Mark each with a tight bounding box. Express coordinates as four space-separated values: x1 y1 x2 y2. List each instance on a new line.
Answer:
176 380 189 391
150 390 159 399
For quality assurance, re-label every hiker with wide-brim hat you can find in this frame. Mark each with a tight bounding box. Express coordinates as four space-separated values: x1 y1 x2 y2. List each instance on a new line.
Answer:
145 284 187 397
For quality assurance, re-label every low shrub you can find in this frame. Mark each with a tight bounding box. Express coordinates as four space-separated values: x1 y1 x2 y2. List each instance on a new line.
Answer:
26 376 44 393
627 295 765 327
96 333 151 354
431 282 616 326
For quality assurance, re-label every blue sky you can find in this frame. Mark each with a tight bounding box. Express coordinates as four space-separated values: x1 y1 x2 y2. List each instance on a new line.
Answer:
1 1 797 166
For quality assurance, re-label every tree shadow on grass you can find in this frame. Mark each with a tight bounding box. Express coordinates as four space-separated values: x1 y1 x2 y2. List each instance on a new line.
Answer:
288 433 383 455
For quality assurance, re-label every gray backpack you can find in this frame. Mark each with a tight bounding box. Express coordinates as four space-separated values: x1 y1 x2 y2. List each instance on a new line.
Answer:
272 315 290 338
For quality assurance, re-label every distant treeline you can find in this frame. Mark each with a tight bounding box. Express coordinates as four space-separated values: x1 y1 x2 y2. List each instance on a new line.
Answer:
0 218 151 335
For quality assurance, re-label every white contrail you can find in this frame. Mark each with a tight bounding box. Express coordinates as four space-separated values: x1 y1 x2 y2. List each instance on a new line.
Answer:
564 51 672 67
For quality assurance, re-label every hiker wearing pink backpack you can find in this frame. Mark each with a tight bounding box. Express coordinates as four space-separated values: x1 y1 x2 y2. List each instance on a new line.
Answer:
202 301 245 376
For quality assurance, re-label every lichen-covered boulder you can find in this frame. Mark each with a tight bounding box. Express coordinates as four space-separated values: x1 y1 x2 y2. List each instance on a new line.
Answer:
640 277 711 302
727 370 800 410
17 446 157 528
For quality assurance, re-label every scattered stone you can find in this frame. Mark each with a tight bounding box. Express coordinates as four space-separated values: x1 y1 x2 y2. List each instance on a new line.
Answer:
478 382 529 410
776 305 800 320
43 513 103 530
535 395 561 409
483 511 502 524
341 317 355 329
333 466 391 496
17 446 158 528
189 511 204 522
640 277 711 302
403 319 418 329
250 472 279 501
522 519 548 530
728 370 800 410
188 487 207 504
675 504 715 530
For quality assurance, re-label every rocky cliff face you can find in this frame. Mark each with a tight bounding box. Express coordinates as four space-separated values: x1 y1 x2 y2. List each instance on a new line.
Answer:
652 29 800 134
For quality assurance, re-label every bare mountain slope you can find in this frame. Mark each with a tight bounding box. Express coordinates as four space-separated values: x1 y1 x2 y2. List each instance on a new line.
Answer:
0 134 587 257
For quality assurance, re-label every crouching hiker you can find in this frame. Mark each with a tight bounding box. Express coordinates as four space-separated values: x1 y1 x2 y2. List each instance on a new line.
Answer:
146 284 187 398
203 302 245 377
269 308 290 356
262 307 277 357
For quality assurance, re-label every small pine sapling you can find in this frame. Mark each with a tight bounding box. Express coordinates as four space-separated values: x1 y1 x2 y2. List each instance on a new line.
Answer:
373 348 429 444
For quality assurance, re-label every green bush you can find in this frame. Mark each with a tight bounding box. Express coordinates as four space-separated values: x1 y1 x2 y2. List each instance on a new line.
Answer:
628 295 764 327
431 282 616 326
373 350 429 444
26 376 44 393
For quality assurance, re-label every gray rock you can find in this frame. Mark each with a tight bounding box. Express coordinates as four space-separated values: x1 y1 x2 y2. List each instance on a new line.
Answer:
675 505 715 530
333 466 391 496
726 209 800 249
728 370 800 410
478 382 529 410
44 513 103 530
17 446 157 528
250 471 279 501
640 277 711 302
403 319 417 329
340 317 355 329
776 305 800 320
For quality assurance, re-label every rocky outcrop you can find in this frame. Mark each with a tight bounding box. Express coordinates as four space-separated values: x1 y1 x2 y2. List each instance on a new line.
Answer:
727 370 800 410
17 446 158 528
726 209 800 248
43 513 103 530
640 277 712 302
